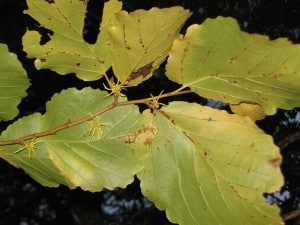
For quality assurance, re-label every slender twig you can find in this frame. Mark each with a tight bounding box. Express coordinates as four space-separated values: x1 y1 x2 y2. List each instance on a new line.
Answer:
0 102 116 146
282 209 300 221
277 131 300 149
0 89 192 146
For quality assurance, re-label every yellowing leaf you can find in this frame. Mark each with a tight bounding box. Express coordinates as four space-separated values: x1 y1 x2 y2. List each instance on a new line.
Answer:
138 101 283 225
230 103 266 121
0 44 30 121
166 16 300 115
0 113 72 187
23 0 122 81
0 88 149 191
110 7 191 85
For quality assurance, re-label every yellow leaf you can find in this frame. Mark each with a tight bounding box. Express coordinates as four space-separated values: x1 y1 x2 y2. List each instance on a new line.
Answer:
230 103 266 121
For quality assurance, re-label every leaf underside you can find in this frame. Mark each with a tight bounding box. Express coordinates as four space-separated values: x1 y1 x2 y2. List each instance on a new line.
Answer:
166 16 300 115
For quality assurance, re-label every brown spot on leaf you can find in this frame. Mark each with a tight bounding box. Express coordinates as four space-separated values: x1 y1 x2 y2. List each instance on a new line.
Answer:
229 56 237 64
127 62 153 82
124 124 157 146
124 135 135 144
269 158 282 168
182 131 194 144
229 185 246 200
40 58 46 62
203 149 209 156
75 62 81 67
249 143 257 149
247 167 252 174
159 110 175 124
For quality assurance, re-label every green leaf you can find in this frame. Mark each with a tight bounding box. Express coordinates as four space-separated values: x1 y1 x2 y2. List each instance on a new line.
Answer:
110 7 191 85
0 44 30 121
166 16 300 115
0 113 73 187
0 88 149 191
23 0 122 81
138 101 283 225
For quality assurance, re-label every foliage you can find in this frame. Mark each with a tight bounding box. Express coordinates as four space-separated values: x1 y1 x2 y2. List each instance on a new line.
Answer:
1 0 300 224
0 44 30 121
166 18 300 115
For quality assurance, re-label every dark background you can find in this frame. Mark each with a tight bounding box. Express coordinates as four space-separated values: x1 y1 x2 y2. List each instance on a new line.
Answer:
0 0 299 224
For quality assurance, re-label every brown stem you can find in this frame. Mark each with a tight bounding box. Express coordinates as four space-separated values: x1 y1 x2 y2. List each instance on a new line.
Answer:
0 89 192 146
0 102 116 146
282 209 300 221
